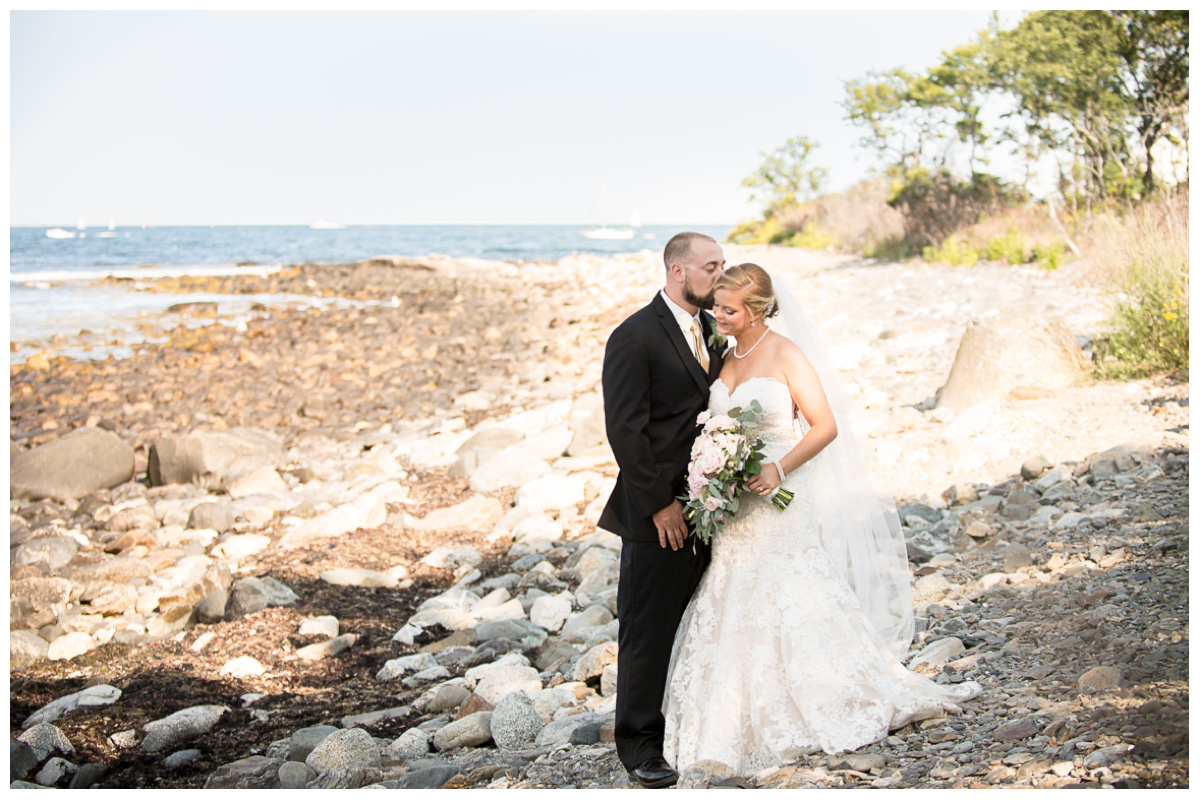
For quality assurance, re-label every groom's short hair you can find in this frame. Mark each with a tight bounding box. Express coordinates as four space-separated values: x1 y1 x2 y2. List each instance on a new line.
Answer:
664 232 716 269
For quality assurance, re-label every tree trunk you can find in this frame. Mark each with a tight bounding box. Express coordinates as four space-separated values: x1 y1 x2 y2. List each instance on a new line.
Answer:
1141 117 1160 197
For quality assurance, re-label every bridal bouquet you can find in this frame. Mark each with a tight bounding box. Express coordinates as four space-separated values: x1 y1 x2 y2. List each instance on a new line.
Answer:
681 399 795 546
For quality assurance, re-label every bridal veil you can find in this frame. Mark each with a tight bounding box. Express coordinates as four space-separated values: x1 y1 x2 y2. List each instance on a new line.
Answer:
768 271 915 660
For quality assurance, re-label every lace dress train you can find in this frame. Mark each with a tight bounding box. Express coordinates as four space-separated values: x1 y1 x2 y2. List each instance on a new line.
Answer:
662 377 979 775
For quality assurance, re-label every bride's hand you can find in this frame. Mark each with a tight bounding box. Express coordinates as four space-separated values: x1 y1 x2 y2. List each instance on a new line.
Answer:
747 465 781 497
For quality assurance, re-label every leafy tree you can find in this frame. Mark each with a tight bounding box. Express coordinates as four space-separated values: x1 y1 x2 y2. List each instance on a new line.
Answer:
843 10 1189 210
843 69 953 174
926 40 993 175
741 136 829 213
990 11 1134 202
1113 10 1189 196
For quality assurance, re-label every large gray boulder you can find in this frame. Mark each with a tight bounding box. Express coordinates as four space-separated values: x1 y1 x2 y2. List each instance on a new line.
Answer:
13 536 79 572
937 314 1089 413
11 577 73 607
432 711 493 750
468 446 550 493
187 502 235 532
24 685 122 729
567 406 608 456
304 728 381 789
11 428 135 502
225 576 299 621
10 739 39 782
11 630 50 669
59 556 152 585
203 756 284 789
288 725 339 763
490 691 544 750
17 723 75 763
141 705 230 753
148 428 284 490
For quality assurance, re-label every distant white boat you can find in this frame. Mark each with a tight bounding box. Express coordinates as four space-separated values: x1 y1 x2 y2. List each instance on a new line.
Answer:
46 228 76 239
582 179 637 240
96 231 118 238
76 217 87 230
108 219 116 230
309 220 344 229
582 226 636 240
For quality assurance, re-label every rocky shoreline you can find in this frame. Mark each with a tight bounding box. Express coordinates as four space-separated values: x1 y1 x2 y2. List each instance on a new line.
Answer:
9 247 1189 788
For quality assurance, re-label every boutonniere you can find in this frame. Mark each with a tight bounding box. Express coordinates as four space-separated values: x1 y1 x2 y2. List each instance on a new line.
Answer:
703 312 727 351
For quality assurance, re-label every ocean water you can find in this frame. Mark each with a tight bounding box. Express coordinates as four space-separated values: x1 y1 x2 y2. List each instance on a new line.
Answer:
8 223 731 362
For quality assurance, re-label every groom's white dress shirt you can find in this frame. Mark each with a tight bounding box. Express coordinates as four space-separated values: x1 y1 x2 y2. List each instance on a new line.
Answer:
659 290 708 365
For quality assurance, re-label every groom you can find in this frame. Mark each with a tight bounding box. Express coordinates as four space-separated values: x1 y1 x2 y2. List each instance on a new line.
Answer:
599 231 725 788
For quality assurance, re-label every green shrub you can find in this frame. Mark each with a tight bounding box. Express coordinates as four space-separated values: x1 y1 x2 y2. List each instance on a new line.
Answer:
984 227 1026 264
1031 241 1065 270
1092 198 1188 378
863 237 913 261
889 168 1025 252
726 215 791 245
922 235 982 266
727 219 763 244
786 221 838 250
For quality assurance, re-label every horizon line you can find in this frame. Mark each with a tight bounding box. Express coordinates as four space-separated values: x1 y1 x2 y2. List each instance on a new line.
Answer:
12 221 738 230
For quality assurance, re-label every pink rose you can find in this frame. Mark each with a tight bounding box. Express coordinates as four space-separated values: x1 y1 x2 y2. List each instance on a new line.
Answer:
705 414 737 433
693 440 725 476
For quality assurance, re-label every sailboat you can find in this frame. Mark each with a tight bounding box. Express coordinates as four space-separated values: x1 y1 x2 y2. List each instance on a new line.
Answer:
581 180 637 240
582 223 636 240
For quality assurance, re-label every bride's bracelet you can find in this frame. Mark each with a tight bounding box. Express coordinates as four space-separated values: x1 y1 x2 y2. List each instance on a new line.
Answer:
771 460 786 482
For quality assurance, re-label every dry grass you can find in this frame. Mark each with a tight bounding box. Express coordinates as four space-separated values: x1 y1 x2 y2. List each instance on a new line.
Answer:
1088 194 1189 378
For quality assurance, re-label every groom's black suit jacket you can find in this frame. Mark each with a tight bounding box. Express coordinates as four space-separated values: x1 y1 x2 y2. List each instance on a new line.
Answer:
600 293 725 541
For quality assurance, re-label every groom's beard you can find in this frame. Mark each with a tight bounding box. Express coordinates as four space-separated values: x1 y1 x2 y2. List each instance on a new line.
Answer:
683 279 715 311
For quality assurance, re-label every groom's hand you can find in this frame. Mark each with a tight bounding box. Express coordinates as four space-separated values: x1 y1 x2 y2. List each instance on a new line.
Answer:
652 500 688 551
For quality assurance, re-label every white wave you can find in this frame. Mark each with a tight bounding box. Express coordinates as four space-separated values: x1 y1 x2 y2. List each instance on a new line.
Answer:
10 262 286 285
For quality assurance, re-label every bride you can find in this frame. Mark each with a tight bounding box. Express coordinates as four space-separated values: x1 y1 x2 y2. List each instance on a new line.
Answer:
662 264 980 775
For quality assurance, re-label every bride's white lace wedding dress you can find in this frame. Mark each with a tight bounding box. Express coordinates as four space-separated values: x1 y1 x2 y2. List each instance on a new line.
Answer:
662 376 980 775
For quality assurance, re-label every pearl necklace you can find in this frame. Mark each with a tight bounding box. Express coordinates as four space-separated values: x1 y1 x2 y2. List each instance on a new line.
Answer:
733 327 769 359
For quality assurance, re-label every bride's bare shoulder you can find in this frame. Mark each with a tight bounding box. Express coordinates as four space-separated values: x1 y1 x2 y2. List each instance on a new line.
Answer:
770 332 807 363
771 334 819 381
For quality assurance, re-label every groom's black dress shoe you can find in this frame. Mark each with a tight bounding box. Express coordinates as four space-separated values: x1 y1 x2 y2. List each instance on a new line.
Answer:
628 757 678 789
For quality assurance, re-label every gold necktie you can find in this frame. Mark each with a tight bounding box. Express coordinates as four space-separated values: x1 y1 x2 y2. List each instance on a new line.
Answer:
690 317 710 371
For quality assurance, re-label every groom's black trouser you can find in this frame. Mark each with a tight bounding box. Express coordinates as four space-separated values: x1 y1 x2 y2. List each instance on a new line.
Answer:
614 537 710 771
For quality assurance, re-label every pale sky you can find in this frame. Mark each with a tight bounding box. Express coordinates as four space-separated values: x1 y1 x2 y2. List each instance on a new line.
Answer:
11 9 1014 227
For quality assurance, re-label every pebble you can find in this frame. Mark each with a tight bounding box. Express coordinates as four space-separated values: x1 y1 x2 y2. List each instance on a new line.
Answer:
295 633 358 661
1077 665 1123 693
219 655 266 677
163 749 201 769
298 615 340 638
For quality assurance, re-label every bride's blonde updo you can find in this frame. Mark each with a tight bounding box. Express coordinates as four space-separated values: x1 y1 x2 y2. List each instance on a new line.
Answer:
713 263 779 321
